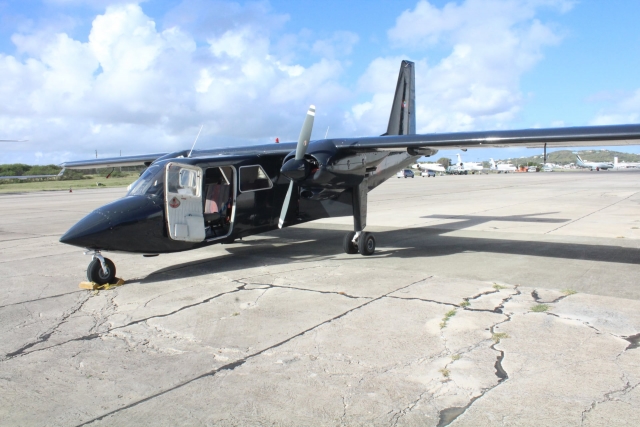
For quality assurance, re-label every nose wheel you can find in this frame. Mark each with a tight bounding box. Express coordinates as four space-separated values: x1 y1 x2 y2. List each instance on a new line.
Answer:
86 253 116 285
343 232 376 256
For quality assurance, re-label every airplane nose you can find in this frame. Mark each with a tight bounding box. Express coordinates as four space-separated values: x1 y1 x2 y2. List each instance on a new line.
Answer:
59 210 111 249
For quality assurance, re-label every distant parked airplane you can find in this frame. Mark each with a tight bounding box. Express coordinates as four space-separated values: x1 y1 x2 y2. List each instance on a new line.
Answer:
456 154 484 173
576 155 614 171
489 158 517 173
613 157 640 169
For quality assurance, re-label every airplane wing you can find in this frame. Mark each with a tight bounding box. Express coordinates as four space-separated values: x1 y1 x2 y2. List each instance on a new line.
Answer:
333 124 640 152
58 143 299 170
60 153 169 169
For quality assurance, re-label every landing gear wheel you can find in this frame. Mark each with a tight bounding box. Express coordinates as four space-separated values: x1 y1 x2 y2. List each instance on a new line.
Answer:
87 258 116 285
358 232 376 256
343 231 358 254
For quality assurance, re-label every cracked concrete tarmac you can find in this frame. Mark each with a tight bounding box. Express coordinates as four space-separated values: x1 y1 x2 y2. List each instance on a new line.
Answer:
1 172 640 426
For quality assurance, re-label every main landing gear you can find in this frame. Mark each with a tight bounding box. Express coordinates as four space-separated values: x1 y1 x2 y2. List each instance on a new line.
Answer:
342 177 376 256
343 231 376 256
85 250 116 285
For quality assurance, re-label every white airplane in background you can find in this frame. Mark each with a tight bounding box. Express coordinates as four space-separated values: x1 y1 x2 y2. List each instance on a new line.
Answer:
614 157 640 169
456 153 484 173
413 162 446 173
576 154 614 171
489 158 517 173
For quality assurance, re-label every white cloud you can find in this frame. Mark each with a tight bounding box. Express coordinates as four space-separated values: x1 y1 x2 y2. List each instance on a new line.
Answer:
590 89 640 125
312 31 359 58
0 0 581 165
348 0 570 135
0 2 351 164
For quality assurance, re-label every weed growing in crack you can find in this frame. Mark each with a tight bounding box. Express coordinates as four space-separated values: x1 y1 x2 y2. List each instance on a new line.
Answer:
492 332 509 343
451 354 461 361
493 284 507 290
460 300 470 307
531 304 549 312
440 309 457 329
232 312 240 316
439 368 450 378
562 289 577 295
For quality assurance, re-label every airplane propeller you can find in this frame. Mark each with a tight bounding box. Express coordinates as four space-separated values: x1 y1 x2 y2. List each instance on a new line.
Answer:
278 105 315 228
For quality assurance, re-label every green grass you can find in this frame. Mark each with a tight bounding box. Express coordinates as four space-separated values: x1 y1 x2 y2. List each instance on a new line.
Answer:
451 354 461 361
439 368 450 378
561 289 577 296
531 304 549 313
492 332 509 343
492 284 507 290
460 300 470 307
440 309 457 329
0 174 138 193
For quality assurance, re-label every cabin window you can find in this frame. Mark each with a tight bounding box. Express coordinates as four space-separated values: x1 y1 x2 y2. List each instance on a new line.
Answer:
127 165 165 197
239 165 273 192
166 165 200 196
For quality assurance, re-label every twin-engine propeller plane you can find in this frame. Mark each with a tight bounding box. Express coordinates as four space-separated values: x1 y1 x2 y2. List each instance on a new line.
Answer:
60 60 640 284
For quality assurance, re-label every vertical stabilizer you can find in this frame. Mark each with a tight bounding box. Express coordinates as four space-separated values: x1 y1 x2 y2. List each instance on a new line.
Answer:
614 157 619 166
385 60 416 136
457 154 463 166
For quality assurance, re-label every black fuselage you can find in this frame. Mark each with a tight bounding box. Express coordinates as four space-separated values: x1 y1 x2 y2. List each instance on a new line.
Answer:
60 146 418 254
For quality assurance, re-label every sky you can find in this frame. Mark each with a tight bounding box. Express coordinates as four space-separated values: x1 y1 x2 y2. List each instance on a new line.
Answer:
1 0 640 165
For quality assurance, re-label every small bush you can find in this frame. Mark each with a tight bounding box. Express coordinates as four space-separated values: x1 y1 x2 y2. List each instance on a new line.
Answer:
492 332 509 343
531 304 549 313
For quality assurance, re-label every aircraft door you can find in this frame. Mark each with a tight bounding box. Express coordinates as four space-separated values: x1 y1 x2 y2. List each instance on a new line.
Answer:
165 163 205 242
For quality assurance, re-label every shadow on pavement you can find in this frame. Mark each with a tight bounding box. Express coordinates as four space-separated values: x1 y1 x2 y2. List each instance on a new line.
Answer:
137 212 639 284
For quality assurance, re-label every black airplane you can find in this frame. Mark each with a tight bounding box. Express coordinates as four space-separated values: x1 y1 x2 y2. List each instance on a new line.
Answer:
60 60 640 284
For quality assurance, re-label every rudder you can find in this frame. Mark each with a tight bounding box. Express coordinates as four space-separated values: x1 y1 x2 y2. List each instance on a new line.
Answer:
385 60 415 136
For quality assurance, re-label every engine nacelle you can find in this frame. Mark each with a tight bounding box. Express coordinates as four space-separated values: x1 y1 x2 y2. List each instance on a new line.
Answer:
407 147 439 157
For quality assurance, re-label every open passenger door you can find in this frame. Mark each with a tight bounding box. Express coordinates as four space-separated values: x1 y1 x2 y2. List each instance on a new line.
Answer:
165 163 205 242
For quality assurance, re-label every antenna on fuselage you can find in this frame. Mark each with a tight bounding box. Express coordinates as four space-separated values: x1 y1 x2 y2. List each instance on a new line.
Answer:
188 125 203 158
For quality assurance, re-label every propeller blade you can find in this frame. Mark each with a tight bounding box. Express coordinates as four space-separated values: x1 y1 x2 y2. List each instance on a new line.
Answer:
278 181 294 229
295 105 315 161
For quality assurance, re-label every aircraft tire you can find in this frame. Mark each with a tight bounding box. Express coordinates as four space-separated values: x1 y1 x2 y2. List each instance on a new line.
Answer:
358 233 376 256
343 232 358 254
87 258 116 285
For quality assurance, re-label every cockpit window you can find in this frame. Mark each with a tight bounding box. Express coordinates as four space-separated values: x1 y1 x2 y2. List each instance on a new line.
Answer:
127 165 165 197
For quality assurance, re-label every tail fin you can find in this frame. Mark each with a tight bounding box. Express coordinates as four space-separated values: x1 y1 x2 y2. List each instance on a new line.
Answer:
614 157 618 165
457 153 462 165
385 60 415 136
489 158 496 169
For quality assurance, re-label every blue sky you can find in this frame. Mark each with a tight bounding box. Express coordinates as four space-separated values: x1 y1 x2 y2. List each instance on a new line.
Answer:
1 0 639 164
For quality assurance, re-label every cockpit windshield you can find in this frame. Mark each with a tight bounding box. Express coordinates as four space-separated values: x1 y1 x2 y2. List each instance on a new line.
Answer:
127 165 165 197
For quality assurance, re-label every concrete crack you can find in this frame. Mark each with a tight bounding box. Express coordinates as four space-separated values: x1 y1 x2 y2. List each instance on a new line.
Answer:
0 290 84 310
3 293 93 359
581 379 640 425
72 277 432 427
2 285 246 361
435 286 521 427
390 390 428 427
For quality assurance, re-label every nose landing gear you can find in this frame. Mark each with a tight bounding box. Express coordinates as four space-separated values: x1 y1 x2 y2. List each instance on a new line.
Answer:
85 251 116 285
